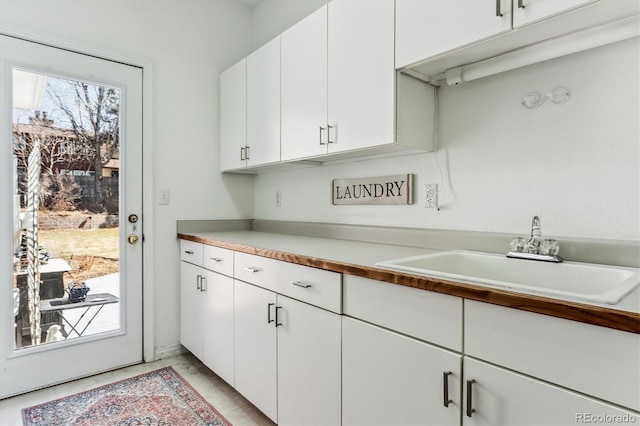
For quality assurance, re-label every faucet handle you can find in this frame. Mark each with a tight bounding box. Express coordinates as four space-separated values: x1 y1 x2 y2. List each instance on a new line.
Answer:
540 239 559 256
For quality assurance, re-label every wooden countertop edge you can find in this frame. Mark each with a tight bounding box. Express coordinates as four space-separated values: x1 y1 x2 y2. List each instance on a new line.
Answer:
179 233 640 334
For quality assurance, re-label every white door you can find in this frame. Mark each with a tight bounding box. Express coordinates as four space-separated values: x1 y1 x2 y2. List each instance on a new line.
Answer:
327 0 396 153
463 357 638 425
513 0 595 28
280 5 328 161
180 261 203 359
342 317 461 426
0 35 143 398
246 37 281 168
277 295 341 426
220 58 247 171
233 280 277 422
395 0 512 68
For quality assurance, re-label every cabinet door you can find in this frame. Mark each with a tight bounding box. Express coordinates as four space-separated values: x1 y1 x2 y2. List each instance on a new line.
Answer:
246 37 280 167
277 295 341 426
327 0 395 153
463 357 638 425
342 317 461 426
180 261 203 360
233 280 277 422
220 58 246 171
395 0 511 69
513 0 595 28
281 5 328 161
201 270 234 387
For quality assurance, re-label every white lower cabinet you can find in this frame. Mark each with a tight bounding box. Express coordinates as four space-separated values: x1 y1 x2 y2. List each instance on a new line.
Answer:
234 278 341 425
463 357 638 426
181 240 638 426
201 269 234 387
180 261 204 359
233 280 278 422
277 295 341 426
180 259 235 387
342 317 461 426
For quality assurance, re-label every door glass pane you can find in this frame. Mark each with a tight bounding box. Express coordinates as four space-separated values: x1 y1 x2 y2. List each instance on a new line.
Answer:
12 69 121 349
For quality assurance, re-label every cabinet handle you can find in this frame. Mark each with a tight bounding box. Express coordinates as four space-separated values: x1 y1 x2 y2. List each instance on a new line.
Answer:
267 303 275 324
244 266 261 273
443 371 452 407
275 306 283 327
319 126 326 145
245 146 250 159
200 275 207 292
240 146 245 161
495 0 503 16
184 250 194 255
196 275 202 291
466 379 476 417
210 257 223 262
292 281 311 289
518 0 525 8
328 124 335 144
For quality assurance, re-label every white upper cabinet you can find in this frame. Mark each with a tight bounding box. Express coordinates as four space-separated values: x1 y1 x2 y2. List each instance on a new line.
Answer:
328 0 396 153
281 0 404 161
220 58 246 171
513 0 596 28
246 36 281 168
281 6 328 161
397 0 639 78
396 0 512 69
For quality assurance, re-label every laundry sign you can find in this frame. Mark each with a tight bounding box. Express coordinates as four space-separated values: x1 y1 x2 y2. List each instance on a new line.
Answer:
332 174 413 205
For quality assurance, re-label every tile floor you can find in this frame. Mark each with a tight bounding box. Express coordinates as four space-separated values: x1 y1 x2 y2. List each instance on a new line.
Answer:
0 352 275 426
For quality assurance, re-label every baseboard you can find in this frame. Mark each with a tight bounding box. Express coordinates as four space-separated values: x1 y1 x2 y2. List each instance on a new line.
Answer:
153 343 186 361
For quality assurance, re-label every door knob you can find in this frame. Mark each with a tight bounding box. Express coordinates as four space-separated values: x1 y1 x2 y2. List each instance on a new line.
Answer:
128 234 139 245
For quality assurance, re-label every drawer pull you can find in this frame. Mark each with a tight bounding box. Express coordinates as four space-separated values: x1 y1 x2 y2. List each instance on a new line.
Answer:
210 257 224 262
267 303 275 324
292 281 312 289
244 266 261 273
495 0 503 17
466 379 476 417
518 0 525 8
184 250 194 255
443 371 452 407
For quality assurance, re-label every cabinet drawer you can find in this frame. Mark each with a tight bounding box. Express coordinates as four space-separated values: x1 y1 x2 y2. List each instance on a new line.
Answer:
465 300 640 411
234 252 278 292
277 262 341 313
203 245 234 277
343 275 463 351
180 240 203 266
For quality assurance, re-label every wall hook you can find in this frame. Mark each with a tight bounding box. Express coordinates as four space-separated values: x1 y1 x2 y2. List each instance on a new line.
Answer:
522 87 570 110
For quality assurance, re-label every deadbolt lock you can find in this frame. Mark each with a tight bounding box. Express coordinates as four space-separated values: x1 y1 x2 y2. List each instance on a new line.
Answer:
128 234 139 245
128 214 139 223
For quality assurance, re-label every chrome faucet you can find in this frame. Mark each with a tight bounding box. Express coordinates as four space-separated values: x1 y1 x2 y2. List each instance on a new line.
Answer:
525 215 542 254
507 215 563 263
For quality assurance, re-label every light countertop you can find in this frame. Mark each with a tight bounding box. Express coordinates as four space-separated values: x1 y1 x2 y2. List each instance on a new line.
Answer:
178 230 640 334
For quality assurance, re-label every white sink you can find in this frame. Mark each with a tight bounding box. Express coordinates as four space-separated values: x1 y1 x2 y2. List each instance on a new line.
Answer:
375 250 640 304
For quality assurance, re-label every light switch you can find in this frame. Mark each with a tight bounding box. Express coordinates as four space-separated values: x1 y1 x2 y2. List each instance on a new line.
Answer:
159 189 170 205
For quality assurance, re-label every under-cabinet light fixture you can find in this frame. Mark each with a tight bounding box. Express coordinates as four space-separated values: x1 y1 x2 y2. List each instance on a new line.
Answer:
445 14 639 86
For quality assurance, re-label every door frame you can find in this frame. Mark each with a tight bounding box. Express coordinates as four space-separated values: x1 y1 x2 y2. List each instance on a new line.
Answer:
0 22 156 364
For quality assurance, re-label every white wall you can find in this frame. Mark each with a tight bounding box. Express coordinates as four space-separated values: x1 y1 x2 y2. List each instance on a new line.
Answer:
252 0 328 49
251 3 639 241
0 0 255 353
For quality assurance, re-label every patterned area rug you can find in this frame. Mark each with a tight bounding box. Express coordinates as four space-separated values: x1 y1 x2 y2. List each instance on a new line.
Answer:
22 367 231 426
